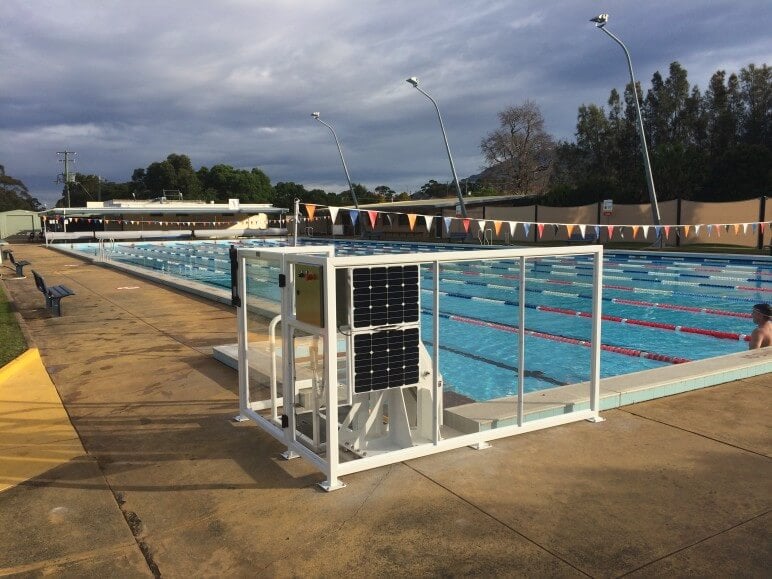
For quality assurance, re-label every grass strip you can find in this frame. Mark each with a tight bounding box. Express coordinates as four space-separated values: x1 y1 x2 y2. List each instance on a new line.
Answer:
0 282 26 367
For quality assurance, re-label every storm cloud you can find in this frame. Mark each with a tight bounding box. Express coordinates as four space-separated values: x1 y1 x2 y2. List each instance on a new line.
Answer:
1 0 769 206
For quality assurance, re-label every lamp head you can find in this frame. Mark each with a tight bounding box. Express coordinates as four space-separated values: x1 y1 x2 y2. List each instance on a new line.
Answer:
590 14 608 28
311 112 320 119
406 76 419 87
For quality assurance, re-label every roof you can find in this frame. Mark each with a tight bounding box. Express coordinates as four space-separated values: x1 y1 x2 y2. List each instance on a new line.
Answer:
351 194 529 211
43 202 288 217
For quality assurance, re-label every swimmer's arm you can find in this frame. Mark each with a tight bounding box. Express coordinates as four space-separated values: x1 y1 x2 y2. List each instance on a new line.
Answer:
749 328 762 350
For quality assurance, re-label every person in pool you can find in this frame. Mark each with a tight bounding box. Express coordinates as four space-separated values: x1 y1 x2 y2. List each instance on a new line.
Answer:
749 303 772 349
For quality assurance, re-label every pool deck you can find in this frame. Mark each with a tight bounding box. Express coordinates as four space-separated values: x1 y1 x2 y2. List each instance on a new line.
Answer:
1 244 770 577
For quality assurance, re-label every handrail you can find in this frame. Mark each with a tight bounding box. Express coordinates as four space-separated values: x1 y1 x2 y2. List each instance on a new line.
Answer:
268 314 282 420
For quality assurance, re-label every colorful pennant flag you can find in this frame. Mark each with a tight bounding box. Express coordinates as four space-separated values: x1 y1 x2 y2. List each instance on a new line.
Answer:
407 214 418 231
328 207 339 223
305 204 316 221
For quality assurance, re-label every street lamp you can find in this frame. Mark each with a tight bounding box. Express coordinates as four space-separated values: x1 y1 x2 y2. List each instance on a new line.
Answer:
406 77 468 218
590 14 661 228
311 112 359 208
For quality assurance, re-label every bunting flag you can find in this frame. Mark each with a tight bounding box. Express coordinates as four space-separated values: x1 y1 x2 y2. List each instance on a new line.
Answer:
407 213 418 231
537 223 545 239
706 224 713 236
328 206 339 223
522 223 531 238
366 210 378 229
715 224 721 237
683 224 692 238
733 223 741 236
443 217 453 233
461 218 471 233
761 222 766 234
606 225 614 239
305 204 317 221
565 224 576 238
641 225 649 239
631 225 640 239
742 223 749 235
423 215 434 232
663 226 670 239
349 209 359 226
493 220 503 236
578 224 586 238
477 219 487 232
694 224 701 236
508 221 518 238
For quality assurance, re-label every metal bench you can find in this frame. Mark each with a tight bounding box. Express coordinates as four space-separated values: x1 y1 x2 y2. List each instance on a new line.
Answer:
568 229 599 244
7 251 31 277
32 270 75 316
448 231 468 243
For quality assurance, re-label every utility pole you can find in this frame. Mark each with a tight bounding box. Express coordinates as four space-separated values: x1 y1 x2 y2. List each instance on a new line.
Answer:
57 150 76 208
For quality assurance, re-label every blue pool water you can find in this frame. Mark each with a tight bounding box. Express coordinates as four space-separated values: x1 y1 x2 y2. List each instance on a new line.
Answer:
69 239 771 401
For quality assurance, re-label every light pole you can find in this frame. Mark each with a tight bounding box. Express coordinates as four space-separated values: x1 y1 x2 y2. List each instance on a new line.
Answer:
406 77 468 218
590 14 661 228
311 112 359 208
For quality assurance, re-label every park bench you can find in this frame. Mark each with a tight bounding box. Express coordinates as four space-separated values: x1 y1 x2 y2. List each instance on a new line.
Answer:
6 251 31 277
32 270 75 317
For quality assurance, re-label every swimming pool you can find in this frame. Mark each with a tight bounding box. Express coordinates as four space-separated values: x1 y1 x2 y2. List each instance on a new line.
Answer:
69 238 771 401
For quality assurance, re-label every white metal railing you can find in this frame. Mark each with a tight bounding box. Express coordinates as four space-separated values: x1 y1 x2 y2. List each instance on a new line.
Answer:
234 243 604 491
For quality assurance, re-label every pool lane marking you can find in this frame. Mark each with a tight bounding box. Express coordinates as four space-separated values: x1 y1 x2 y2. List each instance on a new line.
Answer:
449 262 771 290
424 276 753 319
423 288 751 342
436 267 762 302
459 260 772 284
429 310 691 365
422 338 567 387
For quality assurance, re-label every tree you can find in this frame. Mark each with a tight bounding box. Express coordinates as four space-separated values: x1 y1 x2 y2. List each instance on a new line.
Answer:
374 185 395 200
479 101 555 195
0 165 44 211
197 164 271 202
737 64 771 147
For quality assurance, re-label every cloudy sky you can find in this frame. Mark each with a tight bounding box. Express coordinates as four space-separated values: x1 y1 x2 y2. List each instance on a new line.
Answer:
1 1 769 207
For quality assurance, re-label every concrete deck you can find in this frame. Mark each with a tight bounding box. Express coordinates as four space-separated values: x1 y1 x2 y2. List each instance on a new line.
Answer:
1 244 770 577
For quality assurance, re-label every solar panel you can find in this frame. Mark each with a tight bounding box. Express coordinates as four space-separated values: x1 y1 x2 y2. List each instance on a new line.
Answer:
351 265 419 329
342 265 422 392
352 328 420 392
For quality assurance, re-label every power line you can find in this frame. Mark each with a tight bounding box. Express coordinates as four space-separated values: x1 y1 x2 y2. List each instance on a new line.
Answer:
57 150 77 208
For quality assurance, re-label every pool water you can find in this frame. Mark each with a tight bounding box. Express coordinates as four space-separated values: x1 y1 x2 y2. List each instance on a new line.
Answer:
70 239 771 401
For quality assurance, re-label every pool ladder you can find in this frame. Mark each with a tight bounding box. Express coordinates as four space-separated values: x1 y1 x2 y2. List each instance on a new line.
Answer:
477 228 493 245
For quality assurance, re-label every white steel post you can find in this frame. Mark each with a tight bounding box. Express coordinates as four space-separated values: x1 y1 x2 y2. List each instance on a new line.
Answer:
235 253 250 421
433 260 441 443
281 256 300 459
320 259 345 490
589 249 604 422
293 199 300 246
517 256 526 426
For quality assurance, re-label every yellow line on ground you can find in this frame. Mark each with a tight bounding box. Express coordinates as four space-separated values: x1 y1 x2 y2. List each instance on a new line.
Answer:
0 348 86 494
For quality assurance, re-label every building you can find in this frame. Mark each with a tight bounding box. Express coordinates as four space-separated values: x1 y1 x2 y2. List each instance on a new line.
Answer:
41 198 289 242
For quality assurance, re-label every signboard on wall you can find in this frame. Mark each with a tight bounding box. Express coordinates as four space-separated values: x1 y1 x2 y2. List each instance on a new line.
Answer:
602 199 613 216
